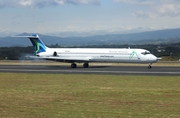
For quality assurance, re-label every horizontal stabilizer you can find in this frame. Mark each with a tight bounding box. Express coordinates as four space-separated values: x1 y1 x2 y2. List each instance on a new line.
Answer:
12 34 39 38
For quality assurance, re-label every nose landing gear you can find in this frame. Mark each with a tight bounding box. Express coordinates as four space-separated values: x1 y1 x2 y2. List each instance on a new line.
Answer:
148 63 152 69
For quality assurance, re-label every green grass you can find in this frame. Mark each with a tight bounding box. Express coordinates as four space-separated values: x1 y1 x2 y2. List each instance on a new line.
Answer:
0 73 180 118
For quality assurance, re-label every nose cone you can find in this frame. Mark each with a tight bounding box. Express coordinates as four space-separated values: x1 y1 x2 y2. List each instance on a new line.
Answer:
150 55 158 63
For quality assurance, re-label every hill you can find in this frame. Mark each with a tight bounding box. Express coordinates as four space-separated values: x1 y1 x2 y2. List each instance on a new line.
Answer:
0 28 180 47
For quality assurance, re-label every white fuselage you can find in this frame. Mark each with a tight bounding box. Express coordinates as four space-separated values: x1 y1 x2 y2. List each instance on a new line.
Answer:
37 48 158 64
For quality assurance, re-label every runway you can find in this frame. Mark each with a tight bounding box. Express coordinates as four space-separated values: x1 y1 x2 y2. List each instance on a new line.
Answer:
0 65 180 76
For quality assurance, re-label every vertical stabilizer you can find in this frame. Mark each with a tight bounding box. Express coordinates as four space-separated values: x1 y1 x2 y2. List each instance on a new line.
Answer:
13 34 48 55
28 34 47 54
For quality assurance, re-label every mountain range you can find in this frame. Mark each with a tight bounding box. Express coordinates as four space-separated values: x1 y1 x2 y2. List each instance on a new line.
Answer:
0 28 180 47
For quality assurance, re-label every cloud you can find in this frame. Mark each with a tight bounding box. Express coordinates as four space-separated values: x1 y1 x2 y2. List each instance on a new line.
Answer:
114 0 180 17
113 0 155 5
65 0 100 5
0 0 101 8
134 11 149 18
157 4 180 17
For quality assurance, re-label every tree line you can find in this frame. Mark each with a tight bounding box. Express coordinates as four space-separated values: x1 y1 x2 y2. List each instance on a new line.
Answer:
0 42 180 61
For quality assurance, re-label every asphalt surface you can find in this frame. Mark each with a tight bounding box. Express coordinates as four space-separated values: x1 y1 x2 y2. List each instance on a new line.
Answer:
0 65 180 76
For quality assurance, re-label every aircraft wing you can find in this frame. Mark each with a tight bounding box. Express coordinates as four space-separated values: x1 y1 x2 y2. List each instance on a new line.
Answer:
28 56 90 62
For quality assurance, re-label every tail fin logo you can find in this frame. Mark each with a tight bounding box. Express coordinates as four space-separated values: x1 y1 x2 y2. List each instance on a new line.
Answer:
29 35 46 54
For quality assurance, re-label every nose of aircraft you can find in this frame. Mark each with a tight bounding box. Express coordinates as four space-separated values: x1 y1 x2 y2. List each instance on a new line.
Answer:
150 55 158 63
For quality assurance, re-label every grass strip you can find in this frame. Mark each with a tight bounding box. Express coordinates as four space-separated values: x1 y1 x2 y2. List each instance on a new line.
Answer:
0 73 180 117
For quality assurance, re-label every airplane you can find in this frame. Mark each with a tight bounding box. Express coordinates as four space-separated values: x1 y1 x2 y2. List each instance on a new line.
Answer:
15 34 158 69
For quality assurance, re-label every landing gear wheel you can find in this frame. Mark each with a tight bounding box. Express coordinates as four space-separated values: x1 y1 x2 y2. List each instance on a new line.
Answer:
83 63 89 68
148 65 152 69
71 63 77 68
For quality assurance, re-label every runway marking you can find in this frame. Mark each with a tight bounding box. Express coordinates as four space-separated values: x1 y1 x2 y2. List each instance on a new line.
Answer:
0 68 180 75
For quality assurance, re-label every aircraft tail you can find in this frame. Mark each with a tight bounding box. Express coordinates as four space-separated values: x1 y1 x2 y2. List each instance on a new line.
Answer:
14 34 48 54
28 34 47 54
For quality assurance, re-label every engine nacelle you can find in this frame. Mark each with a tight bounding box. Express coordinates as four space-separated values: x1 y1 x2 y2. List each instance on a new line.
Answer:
53 51 57 56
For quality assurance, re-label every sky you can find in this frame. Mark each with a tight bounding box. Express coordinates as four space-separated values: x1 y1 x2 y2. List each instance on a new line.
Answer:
0 0 180 37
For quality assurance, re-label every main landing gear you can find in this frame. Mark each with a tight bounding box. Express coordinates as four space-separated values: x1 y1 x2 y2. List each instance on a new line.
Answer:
71 63 77 68
83 63 89 68
71 63 89 68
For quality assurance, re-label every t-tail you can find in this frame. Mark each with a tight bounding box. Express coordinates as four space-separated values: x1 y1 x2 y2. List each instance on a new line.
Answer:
14 34 48 55
28 34 47 54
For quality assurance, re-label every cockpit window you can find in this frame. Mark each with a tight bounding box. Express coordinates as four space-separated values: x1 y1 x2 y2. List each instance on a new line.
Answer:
141 51 151 55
